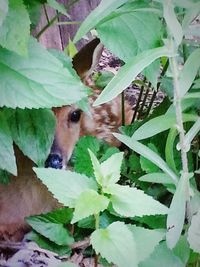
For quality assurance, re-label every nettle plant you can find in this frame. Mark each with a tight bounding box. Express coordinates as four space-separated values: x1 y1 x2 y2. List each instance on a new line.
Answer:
0 0 200 266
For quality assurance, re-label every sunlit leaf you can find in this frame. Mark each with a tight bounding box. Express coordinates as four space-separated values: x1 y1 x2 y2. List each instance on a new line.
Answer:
0 0 8 27
188 208 200 253
139 173 174 184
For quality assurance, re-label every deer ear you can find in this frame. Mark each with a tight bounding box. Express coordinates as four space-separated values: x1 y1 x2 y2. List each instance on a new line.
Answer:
72 38 103 81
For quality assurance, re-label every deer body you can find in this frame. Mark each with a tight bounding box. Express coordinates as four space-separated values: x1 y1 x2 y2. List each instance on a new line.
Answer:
0 39 133 241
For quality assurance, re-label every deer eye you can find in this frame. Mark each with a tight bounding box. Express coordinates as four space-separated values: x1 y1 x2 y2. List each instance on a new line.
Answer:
70 109 82 123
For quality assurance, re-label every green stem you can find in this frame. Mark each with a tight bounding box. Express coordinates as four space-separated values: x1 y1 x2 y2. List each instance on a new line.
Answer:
121 91 125 126
36 14 59 39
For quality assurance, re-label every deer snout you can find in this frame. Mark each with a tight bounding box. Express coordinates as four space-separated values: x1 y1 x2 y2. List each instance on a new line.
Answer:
45 154 63 169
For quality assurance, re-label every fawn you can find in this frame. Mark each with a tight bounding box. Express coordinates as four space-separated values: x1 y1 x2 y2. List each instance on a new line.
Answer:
0 38 133 241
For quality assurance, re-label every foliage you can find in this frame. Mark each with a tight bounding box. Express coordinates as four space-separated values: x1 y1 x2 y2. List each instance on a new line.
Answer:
1 0 200 266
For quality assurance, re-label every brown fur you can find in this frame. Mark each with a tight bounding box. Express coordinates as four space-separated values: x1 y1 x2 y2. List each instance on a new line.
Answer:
0 39 133 241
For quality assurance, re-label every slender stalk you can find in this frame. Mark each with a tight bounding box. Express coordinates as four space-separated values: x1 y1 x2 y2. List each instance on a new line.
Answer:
36 14 59 39
94 213 100 267
43 4 50 24
121 91 125 126
56 21 81 25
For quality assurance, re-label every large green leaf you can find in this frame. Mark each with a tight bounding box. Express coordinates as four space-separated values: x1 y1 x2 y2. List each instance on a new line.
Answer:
0 0 8 27
0 0 30 56
166 175 188 249
114 133 178 184
26 208 74 246
128 225 165 263
7 109 55 166
140 242 184 267
139 173 174 184
107 184 168 217
94 46 173 106
163 0 183 46
34 168 97 207
73 0 128 42
179 48 200 97
0 38 87 108
187 208 200 253
72 190 109 223
0 111 17 175
91 221 138 267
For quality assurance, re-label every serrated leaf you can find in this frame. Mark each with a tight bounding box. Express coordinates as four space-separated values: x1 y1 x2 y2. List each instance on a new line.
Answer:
0 38 87 108
94 46 173 106
72 190 109 223
163 0 183 46
114 133 178 184
26 209 74 246
139 172 174 184
107 184 168 217
179 48 200 97
34 168 97 207
128 225 165 263
89 150 124 187
7 109 55 166
73 0 128 43
166 175 188 249
187 208 200 253
47 0 69 17
0 0 8 27
0 111 17 175
0 0 30 56
91 221 138 267
140 241 184 267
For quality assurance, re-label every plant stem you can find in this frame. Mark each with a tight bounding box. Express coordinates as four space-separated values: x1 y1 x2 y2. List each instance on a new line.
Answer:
36 14 59 39
121 91 125 126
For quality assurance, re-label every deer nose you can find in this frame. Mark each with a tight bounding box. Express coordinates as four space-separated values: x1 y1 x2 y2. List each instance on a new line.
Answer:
45 154 63 169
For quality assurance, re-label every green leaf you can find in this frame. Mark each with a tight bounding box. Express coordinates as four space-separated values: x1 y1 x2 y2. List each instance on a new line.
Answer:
94 46 173 106
0 169 10 184
139 173 174 184
163 0 183 46
0 38 87 108
165 127 178 173
107 184 168 217
26 208 74 246
73 0 128 43
89 150 124 187
128 225 165 263
73 136 100 177
166 175 188 249
114 133 178 184
91 221 138 267
72 190 109 223
139 242 184 267
140 143 160 173
47 0 69 17
34 168 97 207
7 109 55 166
0 0 8 27
58 263 78 267
187 208 200 253
0 111 17 175
95 71 114 89
132 113 197 140
173 235 190 265
0 0 30 56
179 48 200 97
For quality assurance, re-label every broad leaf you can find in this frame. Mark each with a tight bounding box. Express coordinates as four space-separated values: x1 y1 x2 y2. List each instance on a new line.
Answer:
139 173 174 184
26 208 74 246
94 46 173 106
114 133 178 184
72 190 109 223
0 0 8 27
34 168 97 207
140 242 184 267
0 0 30 56
47 0 69 17
73 0 128 42
163 0 183 46
187 208 200 253
173 235 190 265
91 221 138 267
128 225 165 263
7 109 55 166
88 149 103 185
0 38 87 108
0 111 17 175
107 184 168 217
179 48 200 97
166 175 188 249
